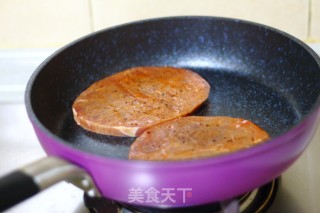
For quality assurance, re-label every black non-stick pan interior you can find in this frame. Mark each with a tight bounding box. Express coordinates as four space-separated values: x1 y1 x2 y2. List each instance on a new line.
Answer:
28 17 320 159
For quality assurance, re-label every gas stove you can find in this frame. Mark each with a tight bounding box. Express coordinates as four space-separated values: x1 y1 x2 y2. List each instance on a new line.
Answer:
0 44 320 213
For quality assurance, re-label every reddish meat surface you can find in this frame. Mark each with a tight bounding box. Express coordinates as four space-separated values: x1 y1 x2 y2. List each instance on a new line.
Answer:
72 67 210 137
129 116 270 160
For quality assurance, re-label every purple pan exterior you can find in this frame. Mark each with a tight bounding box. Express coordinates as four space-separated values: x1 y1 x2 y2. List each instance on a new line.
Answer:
29 109 320 207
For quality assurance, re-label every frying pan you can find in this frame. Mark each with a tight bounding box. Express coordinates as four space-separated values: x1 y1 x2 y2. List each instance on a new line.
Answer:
1 16 320 211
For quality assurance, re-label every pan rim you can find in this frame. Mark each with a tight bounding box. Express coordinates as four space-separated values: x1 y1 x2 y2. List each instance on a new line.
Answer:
25 15 320 166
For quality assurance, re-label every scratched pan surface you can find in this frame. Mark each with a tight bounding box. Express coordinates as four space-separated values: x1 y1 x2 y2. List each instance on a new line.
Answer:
26 16 320 206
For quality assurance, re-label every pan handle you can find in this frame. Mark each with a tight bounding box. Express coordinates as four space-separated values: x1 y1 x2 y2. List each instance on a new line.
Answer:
0 156 100 211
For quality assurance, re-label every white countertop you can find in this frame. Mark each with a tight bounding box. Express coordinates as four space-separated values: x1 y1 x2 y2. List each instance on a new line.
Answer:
0 104 88 212
0 44 320 213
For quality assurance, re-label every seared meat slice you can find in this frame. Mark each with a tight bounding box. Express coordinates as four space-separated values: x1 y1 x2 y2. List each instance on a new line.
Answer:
129 116 270 160
72 67 210 137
